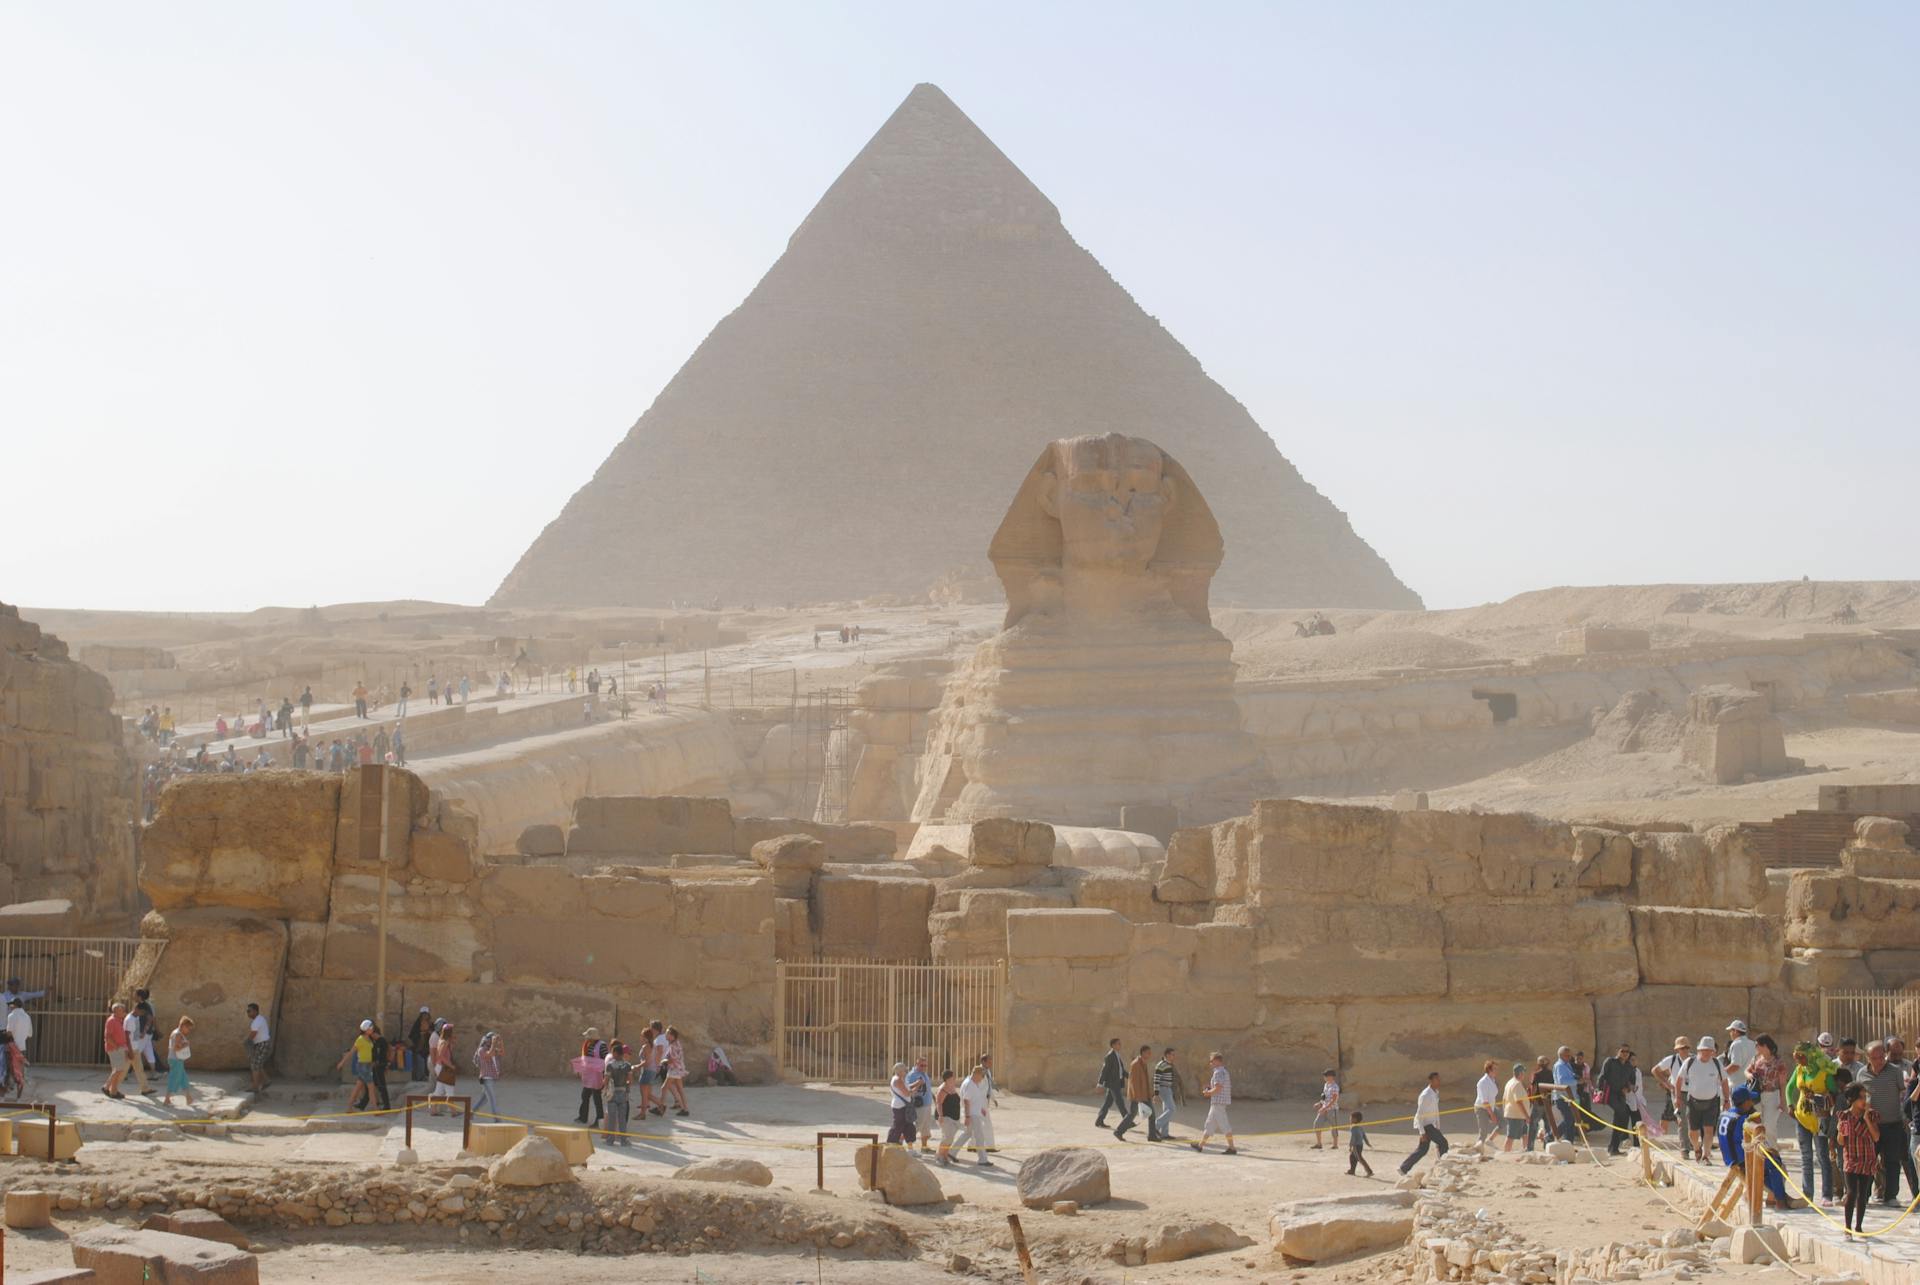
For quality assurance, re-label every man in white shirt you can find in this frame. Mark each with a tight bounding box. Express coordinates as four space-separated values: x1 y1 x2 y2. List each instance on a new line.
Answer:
0 978 47 1010
1653 1037 1695 1157
954 1064 995 1166
1723 1021 1757 1080
244 1002 272 1096
1399 1071 1450 1174
1474 1060 1500 1144
5 998 32 1093
1681 1035 1730 1159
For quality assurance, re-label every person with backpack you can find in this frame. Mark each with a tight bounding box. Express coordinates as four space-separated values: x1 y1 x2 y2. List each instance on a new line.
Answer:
602 1041 633 1145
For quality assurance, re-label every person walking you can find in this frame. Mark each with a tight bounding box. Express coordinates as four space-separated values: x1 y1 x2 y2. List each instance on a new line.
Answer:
1724 1020 1758 1081
406 1007 433 1082
1653 1037 1693 1156
427 1022 457 1115
972 1051 1001 1153
396 682 411 718
1551 1046 1583 1141
352 681 369 720
1788 1040 1838 1205
367 1021 391 1111
1526 1054 1556 1151
1398 1071 1449 1173
663 1027 690 1117
102 1001 132 1099
887 1062 916 1146
1115 1044 1159 1142
1839 1083 1882 1234
933 1069 963 1165
1095 1037 1126 1129
1681 1036 1731 1161
337 1019 377 1111
1189 1051 1236 1155
1596 1045 1638 1155
573 1028 607 1126
1312 1067 1342 1149
905 1056 934 1155
473 1031 501 1118
1153 1047 1184 1142
162 1016 195 1107
1474 1059 1500 1145
603 1041 634 1145
5 997 32 1074
1347 1110 1373 1176
1501 1063 1531 1153
1859 1040 1916 1205
954 1063 994 1166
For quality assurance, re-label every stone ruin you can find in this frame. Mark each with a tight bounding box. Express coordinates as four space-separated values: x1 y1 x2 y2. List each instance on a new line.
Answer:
1681 682 1799 784
912 434 1273 829
0 601 137 933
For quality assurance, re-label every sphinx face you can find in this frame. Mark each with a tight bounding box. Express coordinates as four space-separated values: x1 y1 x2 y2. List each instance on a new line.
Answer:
1043 435 1173 573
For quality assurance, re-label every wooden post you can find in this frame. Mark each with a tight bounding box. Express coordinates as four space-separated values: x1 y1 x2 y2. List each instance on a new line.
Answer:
1006 1214 1037 1285
1639 1126 1653 1185
1745 1147 1764 1226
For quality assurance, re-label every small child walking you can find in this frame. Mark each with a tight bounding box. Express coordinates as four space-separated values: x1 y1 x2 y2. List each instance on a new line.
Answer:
1837 1083 1880 1234
1312 1067 1342 1149
1347 1109 1373 1176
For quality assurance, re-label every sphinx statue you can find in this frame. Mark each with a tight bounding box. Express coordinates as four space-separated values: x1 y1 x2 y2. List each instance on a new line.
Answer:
910 434 1274 828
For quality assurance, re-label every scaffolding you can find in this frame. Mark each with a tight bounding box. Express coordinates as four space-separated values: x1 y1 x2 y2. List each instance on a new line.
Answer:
788 689 850 821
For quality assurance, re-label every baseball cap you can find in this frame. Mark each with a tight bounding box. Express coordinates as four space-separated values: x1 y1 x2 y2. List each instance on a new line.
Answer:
1727 1019 1748 1034
1818 1032 1836 1048
419 1005 430 1013
1697 1035 1717 1051
582 1026 600 1039
359 1019 374 1032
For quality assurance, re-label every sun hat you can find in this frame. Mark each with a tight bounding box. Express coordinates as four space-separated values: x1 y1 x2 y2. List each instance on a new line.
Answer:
1727 1019 1748 1033
1817 1032 1836 1048
1697 1035 1717 1052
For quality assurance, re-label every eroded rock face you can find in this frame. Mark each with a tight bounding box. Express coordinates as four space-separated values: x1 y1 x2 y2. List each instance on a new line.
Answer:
142 774 341 919
1016 1146 1111 1210
0 603 137 929
912 436 1274 829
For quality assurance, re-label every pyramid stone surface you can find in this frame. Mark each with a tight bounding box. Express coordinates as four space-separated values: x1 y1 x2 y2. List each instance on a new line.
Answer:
491 84 1420 610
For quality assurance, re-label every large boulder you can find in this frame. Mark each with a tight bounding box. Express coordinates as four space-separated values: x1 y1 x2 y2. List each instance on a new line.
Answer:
139 1209 250 1249
751 833 827 898
487 1135 577 1187
71 1225 259 1283
1268 1191 1415 1263
673 1157 773 1187
852 1144 947 1206
1144 1218 1254 1263
1016 1147 1111 1210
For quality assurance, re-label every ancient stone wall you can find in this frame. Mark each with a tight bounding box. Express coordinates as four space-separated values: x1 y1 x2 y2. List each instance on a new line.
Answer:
0 603 137 931
134 772 775 1078
1002 800 1808 1101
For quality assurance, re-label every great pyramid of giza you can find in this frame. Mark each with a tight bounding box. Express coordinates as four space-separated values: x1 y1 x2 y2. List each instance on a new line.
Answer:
491 84 1420 610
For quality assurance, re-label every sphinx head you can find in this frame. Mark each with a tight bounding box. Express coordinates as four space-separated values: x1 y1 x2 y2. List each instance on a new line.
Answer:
1038 435 1175 573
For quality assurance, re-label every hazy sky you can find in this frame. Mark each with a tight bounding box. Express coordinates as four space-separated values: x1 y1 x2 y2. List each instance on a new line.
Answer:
3 3 1914 613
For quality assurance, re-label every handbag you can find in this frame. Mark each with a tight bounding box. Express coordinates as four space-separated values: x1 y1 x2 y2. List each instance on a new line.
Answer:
436 1063 457 1087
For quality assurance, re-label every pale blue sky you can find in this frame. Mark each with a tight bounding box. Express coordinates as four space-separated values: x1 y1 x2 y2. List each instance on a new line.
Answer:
3 3 1913 612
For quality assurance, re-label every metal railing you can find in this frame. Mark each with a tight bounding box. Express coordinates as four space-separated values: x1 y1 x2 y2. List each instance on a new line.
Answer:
0 938 160 1067
776 958 1005 1086
1818 989 1920 1043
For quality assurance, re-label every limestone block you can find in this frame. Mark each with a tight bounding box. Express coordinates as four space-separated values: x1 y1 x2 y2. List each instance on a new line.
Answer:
409 830 473 884
674 1156 773 1186
566 795 733 857
6 1188 51 1228
969 818 1056 868
773 896 816 959
1593 985 1751 1065
750 833 828 898
1571 827 1633 890
491 916 650 987
1631 907 1782 988
1335 997 1595 1101
1268 1191 1415 1263
516 823 565 856
16 1118 82 1161
812 874 931 960
1011 958 1073 1003
580 871 673 922
0 899 80 936
286 921 325 978
1629 828 1765 910
137 1210 249 1249
1142 1218 1253 1262
532 1125 595 1165
734 816 896 861
672 876 774 938
333 766 430 870
1057 868 1165 922
478 864 586 918
1442 900 1638 998
1007 908 1129 961
70 1227 257 1284
467 1122 527 1156
141 774 341 919
8 1268 96 1284
1251 905 1444 1001
1784 949 1874 993
1160 826 1215 895
323 899 480 984
123 909 287 1072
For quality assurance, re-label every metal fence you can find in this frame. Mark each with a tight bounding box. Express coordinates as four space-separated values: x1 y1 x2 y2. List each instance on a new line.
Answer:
775 958 1005 1086
0 938 158 1066
1818 989 1920 1043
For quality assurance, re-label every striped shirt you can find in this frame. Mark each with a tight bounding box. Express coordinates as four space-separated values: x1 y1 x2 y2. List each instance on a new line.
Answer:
1839 1110 1880 1175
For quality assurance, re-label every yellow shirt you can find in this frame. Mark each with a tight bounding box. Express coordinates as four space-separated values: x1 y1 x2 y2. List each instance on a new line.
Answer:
353 1035 374 1066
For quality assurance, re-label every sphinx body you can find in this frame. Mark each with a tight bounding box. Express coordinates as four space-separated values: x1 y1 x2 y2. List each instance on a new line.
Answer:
910 434 1274 828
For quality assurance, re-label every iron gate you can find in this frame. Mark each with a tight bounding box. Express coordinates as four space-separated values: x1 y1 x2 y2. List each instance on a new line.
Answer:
776 958 1005 1085
1819 989 1920 1043
0 938 159 1066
